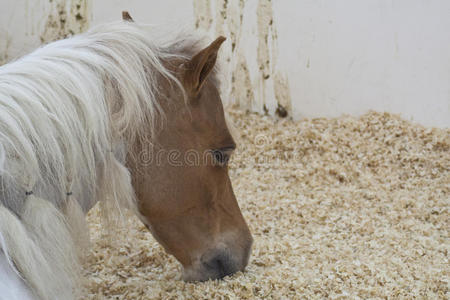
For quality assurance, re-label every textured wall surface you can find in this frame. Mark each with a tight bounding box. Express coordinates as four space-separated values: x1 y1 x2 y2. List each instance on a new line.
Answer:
0 0 90 64
193 0 292 118
1 0 449 127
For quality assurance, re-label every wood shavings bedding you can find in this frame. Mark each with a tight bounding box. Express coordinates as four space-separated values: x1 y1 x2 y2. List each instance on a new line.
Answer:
83 108 449 299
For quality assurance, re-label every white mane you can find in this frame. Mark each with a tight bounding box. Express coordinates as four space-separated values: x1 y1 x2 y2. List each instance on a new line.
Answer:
0 21 209 300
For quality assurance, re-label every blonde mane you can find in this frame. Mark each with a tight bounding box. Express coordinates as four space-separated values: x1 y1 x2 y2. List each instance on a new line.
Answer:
0 21 210 300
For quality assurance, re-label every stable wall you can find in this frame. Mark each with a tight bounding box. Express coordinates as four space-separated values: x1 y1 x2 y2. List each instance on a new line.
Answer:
1 0 449 128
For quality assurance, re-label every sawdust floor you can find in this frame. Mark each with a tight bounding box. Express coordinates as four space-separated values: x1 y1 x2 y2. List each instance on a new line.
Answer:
84 108 449 299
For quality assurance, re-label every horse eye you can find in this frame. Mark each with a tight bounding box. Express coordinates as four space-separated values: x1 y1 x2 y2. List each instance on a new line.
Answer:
212 147 233 166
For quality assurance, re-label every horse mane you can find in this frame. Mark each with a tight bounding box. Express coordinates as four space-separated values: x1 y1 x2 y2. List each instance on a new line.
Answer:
0 21 212 299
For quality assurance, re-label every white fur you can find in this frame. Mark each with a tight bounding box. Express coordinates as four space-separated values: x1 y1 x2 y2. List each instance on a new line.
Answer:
0 249 36 300
0 206 59 300
64 196 90 259
0 21 210 299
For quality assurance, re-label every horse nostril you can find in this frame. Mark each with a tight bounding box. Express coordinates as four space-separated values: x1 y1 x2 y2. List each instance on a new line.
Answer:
203 253 236 279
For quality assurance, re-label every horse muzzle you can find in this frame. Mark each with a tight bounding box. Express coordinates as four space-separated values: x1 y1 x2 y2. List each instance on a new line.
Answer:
182 233 253 282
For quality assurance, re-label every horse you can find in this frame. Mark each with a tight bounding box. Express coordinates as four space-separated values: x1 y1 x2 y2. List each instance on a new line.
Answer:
0 12 252 300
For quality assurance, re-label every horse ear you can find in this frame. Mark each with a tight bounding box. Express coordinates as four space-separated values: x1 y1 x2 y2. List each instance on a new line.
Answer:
122 11 134 22
184 36 226 96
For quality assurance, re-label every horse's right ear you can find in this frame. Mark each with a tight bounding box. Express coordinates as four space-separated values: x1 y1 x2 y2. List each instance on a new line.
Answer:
183 36 226 97
122 11 134 22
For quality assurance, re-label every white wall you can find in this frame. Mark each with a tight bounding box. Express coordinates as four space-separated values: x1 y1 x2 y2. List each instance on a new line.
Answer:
1 0 449 128
273 0 450 128
187 0 450 128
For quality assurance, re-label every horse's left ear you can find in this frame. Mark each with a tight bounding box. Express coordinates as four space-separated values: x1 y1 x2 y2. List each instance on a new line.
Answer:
122 11 134 22
184 36 226 96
